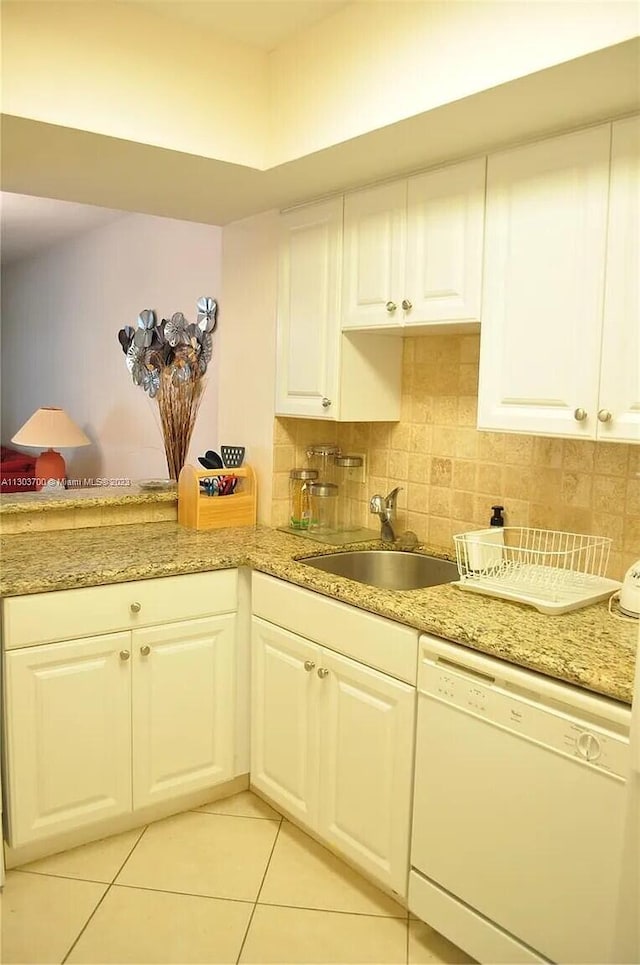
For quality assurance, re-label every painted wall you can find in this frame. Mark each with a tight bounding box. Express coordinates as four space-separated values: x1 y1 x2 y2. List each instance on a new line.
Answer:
1 0 269 167
219 209 279 523
2 0 637 172
269 0 640 164
1 213 223 482
272 335 639 582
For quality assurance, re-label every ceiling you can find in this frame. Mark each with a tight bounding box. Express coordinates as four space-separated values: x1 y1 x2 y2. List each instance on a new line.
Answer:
133 0 348 51
0 193 126 265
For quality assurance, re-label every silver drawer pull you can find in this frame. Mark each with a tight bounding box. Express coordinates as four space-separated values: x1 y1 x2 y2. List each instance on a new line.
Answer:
597 409 612 423
385 300 397 313
304 660 315 672
119 650 131 661
573 408 587 422
140 645 151 656
130 602 142 613
317 667 329 679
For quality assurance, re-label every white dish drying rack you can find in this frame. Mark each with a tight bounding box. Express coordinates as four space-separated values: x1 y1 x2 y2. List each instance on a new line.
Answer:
453 527 621 614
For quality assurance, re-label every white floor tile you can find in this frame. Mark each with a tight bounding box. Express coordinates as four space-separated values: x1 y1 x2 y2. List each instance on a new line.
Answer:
116 810 279 900
259 821 406 917
240 903 408 964
19 827 144 883
408 919 474 964
197 790 281 820
67 884 253 964
1 870 106 964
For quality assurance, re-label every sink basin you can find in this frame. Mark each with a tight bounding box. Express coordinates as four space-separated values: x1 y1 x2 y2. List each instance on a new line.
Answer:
298 550 459 591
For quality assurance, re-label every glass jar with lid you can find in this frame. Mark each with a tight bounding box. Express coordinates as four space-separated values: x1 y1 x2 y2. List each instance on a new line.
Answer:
307 481 339 534
289 468 318 530
306 444 340 485
335 455 363 532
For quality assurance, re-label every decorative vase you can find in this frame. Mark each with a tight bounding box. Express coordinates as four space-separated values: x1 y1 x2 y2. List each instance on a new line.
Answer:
156 370 204 481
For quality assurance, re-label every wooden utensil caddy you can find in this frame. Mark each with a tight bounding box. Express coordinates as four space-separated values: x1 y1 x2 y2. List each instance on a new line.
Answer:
178 464 257 530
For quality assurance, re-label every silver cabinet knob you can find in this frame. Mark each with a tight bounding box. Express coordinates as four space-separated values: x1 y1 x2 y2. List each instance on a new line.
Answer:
130 602 142 613
317 667 329 679
385 300 397 313
401 299 412 311
304 660 315 672
140 645 151 656
573 408 588 422
119 650 130 661
597 409 612 423
321 398 331 409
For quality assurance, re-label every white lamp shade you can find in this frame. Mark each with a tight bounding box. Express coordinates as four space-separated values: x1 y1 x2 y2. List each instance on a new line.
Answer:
11 408 91 449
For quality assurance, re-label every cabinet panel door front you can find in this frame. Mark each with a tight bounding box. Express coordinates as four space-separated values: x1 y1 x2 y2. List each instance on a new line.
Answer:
478 125 610 438
599 115 640 443
132 616 236 809
342 181 406 330
406 157 485 324
251 618 319 827
317 649 415 897
275 198 342 418
5 633 132 846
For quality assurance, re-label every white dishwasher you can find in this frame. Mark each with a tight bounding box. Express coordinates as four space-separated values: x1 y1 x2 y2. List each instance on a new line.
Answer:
409 634 631 965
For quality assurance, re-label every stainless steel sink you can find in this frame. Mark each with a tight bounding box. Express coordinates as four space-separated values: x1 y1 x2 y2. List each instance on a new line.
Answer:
298 550 458 591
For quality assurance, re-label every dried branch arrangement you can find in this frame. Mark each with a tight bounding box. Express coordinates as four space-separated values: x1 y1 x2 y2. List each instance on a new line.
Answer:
117 296 218 480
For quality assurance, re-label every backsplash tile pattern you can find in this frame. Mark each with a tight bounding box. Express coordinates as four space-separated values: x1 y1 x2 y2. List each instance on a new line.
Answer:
272 335 639 581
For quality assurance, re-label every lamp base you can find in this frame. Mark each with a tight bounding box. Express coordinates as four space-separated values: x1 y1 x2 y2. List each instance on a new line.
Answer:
35 449 66 490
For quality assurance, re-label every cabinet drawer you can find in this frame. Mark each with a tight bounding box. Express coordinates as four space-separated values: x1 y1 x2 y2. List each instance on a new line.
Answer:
3 570 238 649
252 573 418 684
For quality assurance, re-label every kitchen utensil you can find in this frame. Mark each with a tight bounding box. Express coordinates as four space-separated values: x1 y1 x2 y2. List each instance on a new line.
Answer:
198 451 223 470
221 445 245 468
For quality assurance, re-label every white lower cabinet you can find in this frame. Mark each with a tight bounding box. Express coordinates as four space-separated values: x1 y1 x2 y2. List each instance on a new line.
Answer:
250 620 319 827
251 615 415 897
5 632 132 846
132 616 236 809
3 572 239 848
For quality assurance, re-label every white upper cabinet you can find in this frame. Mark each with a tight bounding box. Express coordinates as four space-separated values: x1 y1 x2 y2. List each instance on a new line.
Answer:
342 158 486 333
405 158 486 327
598 115 640 443
275 197 402 421
275 198 342 419
478 124 612 439
342 181 407 330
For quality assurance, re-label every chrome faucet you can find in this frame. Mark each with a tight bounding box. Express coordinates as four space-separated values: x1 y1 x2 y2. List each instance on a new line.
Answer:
370 487 401 542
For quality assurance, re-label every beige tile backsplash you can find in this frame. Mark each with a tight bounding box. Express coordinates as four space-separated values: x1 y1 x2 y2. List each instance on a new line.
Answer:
272 334 640 581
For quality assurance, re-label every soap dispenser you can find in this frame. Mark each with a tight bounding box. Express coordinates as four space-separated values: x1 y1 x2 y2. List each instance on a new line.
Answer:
465 506 506 571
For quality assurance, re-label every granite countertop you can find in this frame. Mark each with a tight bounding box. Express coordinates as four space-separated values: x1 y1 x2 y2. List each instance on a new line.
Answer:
0 523 636 704
0 484 177 514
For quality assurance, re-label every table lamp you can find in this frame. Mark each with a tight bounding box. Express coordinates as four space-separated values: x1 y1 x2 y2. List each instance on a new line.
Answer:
11 407 91 490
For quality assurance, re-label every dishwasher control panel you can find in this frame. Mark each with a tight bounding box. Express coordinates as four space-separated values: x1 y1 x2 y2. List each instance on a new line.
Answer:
420 651 630 780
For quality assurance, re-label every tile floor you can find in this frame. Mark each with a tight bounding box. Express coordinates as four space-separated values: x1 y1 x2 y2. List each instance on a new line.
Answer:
1 791 473 964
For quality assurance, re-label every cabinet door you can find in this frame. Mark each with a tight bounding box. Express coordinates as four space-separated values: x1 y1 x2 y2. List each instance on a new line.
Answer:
5 633 132 846
317 649 415 897
132 615 236 809
251 618 319 827
405 157 485 325
342 181 406 330
478 125 610 438
275 198 343 419
598 115 640 443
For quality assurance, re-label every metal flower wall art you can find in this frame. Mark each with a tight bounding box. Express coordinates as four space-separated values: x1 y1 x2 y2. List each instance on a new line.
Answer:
117 297 218 481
